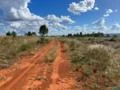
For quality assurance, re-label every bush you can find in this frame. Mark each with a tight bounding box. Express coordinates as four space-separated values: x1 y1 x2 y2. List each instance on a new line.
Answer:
82 47 110 71
19 43 31 52
109 37 116 41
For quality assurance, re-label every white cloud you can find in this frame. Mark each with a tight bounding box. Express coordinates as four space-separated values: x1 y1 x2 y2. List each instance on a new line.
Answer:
46 15 61 23
0 0 75 35
49 23 67 30
104 9 113 17
0 0 44 21
111 23 120 31
61 16 75 24
68 0 95 15
92 18 106 28
46 14 74 30
46 15 74 24
94 7 99 11
92 19 108 33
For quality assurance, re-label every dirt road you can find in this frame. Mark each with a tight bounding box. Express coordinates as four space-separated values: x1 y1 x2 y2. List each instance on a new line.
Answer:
0 40 75 90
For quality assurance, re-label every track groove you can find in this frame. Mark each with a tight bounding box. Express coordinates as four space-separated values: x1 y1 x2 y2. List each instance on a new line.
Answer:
0 40 75 90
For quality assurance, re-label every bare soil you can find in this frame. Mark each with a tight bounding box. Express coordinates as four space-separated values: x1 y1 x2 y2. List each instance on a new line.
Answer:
0 40 75 90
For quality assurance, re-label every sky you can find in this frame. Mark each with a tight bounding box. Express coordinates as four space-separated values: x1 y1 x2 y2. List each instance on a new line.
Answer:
0 0 120 35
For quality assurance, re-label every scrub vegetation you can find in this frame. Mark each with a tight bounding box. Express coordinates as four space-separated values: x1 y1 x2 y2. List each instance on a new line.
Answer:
0 36 49 69
62 37 120 90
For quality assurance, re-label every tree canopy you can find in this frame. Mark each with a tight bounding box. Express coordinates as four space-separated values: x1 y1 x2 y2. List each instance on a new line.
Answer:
39 25 48 36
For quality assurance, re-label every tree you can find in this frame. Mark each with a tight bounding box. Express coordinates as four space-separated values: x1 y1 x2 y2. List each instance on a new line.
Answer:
68 33 72 37
80 32 83 37
25 31 37 36
6 31 17 37
25 31 32 36
39 25 48 43
32 32 36 36
39 25 48 36
6 31 11 36
11 31 17 37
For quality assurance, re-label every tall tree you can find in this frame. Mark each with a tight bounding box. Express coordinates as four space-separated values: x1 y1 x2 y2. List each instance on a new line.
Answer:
39 25 48 43
39 25 48 36
11 31 17 37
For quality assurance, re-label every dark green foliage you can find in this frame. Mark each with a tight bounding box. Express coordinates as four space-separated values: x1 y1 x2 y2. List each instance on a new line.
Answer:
68 34 72 37
25 31 36 36
67 32 104 37
6 31 17 37
39 25 48 36
32 32 36 36
39 25 48 43
11 31 17 37
6 31 11 36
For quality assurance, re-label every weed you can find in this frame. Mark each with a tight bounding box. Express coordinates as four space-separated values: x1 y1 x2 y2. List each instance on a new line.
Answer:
44 46 57 63
35 76 47 81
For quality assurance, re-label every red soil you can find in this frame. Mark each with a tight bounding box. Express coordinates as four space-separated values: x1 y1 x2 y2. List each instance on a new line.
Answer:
0 40 75 90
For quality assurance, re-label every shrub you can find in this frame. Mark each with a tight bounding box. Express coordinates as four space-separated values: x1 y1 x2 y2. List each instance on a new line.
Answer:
19 43 31 52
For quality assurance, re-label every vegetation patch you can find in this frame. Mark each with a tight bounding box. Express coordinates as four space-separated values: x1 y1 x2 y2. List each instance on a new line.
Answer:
35 76 47 81
63 37 120 90
0 36 47 69
44 46 58 63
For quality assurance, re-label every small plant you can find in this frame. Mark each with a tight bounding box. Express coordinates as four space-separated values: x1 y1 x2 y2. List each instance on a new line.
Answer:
44 47 57 63
109 37 116 41
19 43 31 52
35 76 47 81
0 76 5 81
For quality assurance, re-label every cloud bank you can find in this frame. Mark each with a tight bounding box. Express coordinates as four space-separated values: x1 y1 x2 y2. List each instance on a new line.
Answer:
0 0 74 35
68 0 96 15
0 0 44 21
0 0 119 35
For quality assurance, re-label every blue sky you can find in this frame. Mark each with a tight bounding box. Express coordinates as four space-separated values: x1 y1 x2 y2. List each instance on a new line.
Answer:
29 0 120 25
0 0 120 35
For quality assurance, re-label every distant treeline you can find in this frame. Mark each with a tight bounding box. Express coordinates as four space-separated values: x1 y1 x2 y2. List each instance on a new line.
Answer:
5 31 117 37
6 25 48 38
67 32 111 37
6 31 37 37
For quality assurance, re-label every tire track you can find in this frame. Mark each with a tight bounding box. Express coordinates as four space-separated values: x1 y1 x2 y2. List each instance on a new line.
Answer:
47 41 75 90
0 40 55 90
0 40 75 90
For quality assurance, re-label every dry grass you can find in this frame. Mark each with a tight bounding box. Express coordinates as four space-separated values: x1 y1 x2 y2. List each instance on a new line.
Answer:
0 36 49 69
62 37 120 90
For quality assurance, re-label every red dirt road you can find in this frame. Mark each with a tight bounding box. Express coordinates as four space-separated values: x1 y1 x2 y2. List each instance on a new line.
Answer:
0 40 75 90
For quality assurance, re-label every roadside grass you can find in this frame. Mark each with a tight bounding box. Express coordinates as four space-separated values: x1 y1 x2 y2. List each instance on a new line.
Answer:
62 37 120 90
0 36 50 69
